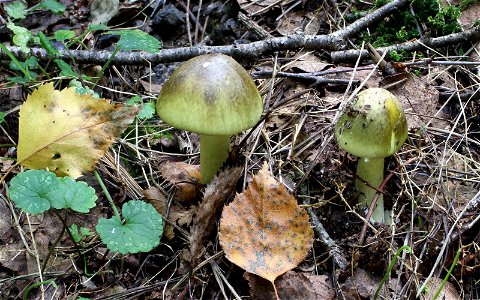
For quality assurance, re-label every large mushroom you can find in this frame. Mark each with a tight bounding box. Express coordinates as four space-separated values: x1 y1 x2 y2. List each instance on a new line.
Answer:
335 88 408 223
156 54 263 183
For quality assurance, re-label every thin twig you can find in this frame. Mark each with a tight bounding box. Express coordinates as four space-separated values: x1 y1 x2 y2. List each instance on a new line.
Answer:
307 207 348 270
331 26 480 62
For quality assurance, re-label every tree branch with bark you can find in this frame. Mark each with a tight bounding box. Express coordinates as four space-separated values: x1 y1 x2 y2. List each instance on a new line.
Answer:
1 0 410 64
0 0 478 65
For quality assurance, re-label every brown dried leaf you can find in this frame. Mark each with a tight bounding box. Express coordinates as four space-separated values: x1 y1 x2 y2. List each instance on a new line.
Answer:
276 11 322 36
219 162 313 283
237 0 297 15
190 166 243 265
424 277 461 300
143 186 195 240
0 199 12 241
341 268 396 299
0 240 26 272
159 161 202 203
245 271 335 300
285 52 332 73
458 3 480 28
388 75 441 129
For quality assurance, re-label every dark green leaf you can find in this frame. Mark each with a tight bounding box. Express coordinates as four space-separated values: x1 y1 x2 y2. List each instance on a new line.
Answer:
70 224 93 243
88 24 109 31
39 32 60 56
54 30 76 42
107 29 162 53
137 102 155 120
36 0 65 14
9 170 97 214
127 96 155 120
54 59 79 77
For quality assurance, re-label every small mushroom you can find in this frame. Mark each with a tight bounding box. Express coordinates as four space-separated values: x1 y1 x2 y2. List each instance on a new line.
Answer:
335 88 408 223
156 54 263 183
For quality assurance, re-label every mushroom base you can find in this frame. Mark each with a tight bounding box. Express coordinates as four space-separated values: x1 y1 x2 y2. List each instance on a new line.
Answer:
356 157 385 223
200 134 231 184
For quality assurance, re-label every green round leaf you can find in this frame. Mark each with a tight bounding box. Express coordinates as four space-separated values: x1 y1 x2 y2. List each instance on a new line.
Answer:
96 200 163 254
49 177 97 213
8 170 58 214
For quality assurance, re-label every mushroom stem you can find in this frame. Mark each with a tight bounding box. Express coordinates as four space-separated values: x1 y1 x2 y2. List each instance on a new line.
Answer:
200 134 230 184
356 157 385 223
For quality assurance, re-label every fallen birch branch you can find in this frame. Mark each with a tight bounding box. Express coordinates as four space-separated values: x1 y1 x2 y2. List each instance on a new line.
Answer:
0 0 409 64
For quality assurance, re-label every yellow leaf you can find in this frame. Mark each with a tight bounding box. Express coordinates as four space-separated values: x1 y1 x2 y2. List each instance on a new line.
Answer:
219 162 313 284
17 83 138 178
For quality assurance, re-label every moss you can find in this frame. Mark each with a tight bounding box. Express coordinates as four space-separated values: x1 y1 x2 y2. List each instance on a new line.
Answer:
388 50 405 61
359 0 462 48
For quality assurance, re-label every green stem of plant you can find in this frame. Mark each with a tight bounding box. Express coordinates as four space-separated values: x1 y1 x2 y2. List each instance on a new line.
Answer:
356 157 385 223
432 247 462 300
0 43 31 79
374 245 412 300
94 170 122 221
83 255 94 277
41 211 67 275
200 134 230 184
94 46 120 85
67 27 99 49
23 279 57 300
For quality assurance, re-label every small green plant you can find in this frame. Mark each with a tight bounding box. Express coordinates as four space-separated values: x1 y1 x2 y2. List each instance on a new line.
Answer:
69 224 94 244
8 169 164 254
127 96 156 120
4 3 162 85
9 170 97 214
5 0 65 20
431 247 462 300
374 245 412 300
388 50 405 61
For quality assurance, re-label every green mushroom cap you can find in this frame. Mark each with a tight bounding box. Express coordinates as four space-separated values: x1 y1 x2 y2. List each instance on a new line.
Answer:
156 53 263 136
335 88 408 158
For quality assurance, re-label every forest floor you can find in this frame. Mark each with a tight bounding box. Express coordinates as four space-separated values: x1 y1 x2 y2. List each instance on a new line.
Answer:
0 0 480 299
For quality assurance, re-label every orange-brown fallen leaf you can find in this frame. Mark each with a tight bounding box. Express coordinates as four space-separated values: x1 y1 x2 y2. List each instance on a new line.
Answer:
17 83 138 178
219 162 313 295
